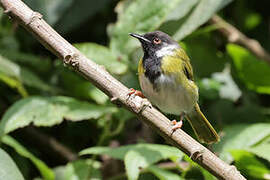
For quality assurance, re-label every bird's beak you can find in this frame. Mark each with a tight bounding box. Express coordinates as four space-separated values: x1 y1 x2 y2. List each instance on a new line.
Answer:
129 33 151 43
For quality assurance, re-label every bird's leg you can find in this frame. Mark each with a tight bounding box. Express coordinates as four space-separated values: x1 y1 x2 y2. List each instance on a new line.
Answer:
127 88 151 113
128 88 145 98
171 113 185 131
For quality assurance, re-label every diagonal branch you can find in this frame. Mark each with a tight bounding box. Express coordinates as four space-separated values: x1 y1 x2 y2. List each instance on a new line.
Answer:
0 0 245 179
210 15 270 65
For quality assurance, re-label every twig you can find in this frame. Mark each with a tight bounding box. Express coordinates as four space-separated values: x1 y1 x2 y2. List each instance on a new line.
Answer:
210 15 270 64
24 126 77 162
0 1 245 179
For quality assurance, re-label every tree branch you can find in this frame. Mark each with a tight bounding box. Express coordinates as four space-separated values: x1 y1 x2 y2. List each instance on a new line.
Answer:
210 15 270 64
0 0 245 179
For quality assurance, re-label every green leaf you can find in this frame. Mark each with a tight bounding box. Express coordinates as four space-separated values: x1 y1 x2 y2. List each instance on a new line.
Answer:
55 0 110 34
54 159 101 180
0 148 25 180
230 149 270 179
75 43 127 75
227 44 270 94
59 68 108 104
199 167 217 180
0 50 51 73
211 64 241 102
147 165 182 180
0 55 20 79
172 0 233 40
0 96 117 137
212 123 270 163
125 150 147 180
80 143 183 161
24 0 73 26
0 55 53 92
80 144 183 180
165 0 198 22
0 55 28 96
184 35 226 77
0 8 3 19
20 68 54 92
109 0 181 56
244 13 261 30
248 143 270 163
2 136 54 180
0 73 28 97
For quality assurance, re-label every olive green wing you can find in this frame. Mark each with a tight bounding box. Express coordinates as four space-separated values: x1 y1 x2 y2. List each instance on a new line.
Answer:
176 48 194 81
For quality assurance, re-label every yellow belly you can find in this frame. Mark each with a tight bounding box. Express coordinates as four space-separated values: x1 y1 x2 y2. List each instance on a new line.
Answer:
139 74 198 115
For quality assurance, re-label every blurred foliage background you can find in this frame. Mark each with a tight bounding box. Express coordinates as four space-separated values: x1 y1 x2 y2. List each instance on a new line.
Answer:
1 0 270 179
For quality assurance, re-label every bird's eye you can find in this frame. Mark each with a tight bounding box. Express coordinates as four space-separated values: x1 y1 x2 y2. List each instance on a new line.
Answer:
153 37 161 44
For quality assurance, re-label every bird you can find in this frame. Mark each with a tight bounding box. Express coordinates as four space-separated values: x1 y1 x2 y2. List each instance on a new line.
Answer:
129 31 219 144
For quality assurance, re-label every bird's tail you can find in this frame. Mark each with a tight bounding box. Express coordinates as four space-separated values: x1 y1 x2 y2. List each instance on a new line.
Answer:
186 103 219 144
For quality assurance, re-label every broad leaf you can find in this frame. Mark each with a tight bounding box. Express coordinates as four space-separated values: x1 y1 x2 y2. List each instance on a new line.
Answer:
213 123 270 163
125 150 148 180
59 68 108 104
172 0 233 40
75 43 127 75
20 67 54 92
0 50 51 73
24 0 73 26
0 55 20 78
249 143 270 163
227 44 270 94
80 144 183 161
0 148 25 180
2 136 54 180
0 73 28 97
0 96 117 137
147 165 182 180
0 55 53 92
0 55 27 96
55 0 110 34
109 0 181 56
211 65 241 102
81 144 183 180
230 150 270 179
54 160 101 180
184 35 226 77
165 0 198 22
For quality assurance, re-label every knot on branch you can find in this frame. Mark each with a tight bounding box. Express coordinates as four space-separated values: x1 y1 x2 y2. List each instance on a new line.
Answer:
190 147 204 162
2 7 13 19
110 97 122 108
126 94 151 113
26 11 42 25
224 165 242 178
64 53 80 69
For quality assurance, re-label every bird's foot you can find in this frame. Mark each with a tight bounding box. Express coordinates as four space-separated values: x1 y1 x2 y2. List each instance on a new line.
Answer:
171 119 183 131
128 88 145 98
127 88 151 113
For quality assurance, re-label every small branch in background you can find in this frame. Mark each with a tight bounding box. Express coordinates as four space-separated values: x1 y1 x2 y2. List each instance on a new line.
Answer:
25 126 77 162
210 15 270 64
0 1 246 179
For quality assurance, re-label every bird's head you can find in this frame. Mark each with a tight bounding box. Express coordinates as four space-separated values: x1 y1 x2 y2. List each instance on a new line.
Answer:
129 31 180 58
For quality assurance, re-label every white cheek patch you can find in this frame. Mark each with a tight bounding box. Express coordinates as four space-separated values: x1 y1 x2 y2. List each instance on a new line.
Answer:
155 44 178 58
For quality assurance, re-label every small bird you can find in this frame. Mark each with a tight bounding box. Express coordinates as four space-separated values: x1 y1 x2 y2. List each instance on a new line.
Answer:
129 31 219 144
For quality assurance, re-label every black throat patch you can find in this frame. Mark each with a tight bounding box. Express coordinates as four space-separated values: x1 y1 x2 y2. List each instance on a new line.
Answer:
142 52 162 84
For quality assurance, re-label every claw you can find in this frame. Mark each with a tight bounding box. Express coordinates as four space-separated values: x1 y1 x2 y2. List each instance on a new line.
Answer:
171 120 183 131
128 88 145 98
